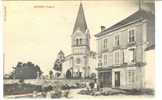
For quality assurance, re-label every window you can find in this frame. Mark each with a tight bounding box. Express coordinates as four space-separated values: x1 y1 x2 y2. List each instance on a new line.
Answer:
103 39 108 49
115 73 118 81
104 55 108 65
79 39 82 45
132 48 136 62
98 60 102 67
76 58 81 64
129 29 135 43
129 48 136 63
128 70 136 85
115 51 119 65
76 38 82 45
76 39 79 46
122 51 125 64
115 35 119 46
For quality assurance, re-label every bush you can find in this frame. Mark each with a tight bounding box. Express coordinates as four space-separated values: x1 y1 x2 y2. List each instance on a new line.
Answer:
123 89 154 95
4 83 41 95
19 79 24 84
50 90 62 98
90 73 96 79
78 90 91 95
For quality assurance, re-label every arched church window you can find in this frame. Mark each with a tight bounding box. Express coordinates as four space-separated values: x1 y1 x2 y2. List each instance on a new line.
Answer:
80 39 82 45
76 39 79 46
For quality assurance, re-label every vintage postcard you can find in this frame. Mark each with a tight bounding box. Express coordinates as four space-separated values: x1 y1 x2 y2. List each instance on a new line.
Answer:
3 0 155 99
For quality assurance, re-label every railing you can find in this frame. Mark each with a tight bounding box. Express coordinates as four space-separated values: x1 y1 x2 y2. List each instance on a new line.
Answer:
101 48 109 53
127 41 136 47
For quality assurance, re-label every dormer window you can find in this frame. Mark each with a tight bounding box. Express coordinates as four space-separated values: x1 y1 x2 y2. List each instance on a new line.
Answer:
129 29 135 43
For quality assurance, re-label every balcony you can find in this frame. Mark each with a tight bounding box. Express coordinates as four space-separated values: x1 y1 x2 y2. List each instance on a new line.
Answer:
113 45 121 51
101 48 109 53
135 62 146 67
72 44 89 47
127 41 136 47
96 65 112 71
125 61 145 67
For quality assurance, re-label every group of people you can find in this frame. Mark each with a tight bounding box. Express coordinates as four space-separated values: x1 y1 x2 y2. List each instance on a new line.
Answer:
32 84 71 98
86 81 99 92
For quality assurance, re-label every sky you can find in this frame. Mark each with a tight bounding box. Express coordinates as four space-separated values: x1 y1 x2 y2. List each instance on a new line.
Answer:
4 0 154 75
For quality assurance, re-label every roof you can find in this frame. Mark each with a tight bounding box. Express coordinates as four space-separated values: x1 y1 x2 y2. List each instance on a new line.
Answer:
58 50 64 55
73 3 87 33
95 10 154 37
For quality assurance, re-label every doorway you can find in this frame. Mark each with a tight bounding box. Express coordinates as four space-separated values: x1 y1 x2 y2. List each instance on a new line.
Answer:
66 69 72 79
115 71 120 87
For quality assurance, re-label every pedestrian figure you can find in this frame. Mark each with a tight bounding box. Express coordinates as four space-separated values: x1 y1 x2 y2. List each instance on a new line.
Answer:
97 82 100 91
41 91 47 98
100 81 103 88
64 84 70 98
46 91 52 98
94 82 97 91
89 82 94 91
32 91 37 98
86 82 90 91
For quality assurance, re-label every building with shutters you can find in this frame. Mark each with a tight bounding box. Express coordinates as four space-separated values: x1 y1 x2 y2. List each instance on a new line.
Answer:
95 9 155 89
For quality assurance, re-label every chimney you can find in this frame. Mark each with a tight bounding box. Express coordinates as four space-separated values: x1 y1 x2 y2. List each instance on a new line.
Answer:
101 26 106 31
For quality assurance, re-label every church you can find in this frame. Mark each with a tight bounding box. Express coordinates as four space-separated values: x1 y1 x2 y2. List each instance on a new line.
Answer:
53 3 97 79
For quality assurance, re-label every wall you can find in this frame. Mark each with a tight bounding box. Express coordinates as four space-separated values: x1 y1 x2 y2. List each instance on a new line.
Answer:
88 56 98 75
112 68 126 89
112 66 143 89
97 22 145 67
62 58 72 77
144 49 155 89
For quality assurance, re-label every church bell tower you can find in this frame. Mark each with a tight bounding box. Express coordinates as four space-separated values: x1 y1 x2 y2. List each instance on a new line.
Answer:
71 3 90 78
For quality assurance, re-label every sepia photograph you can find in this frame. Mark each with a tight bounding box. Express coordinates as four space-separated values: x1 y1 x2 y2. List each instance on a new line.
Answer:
3 0 155 99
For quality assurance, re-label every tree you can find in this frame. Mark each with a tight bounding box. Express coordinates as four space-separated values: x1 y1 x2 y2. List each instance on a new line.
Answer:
49 70 53 79
10 61 42 79
90 73 96 79
53 59 62 72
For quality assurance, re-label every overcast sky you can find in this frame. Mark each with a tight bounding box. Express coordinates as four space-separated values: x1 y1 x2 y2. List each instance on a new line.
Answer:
4 0 154 75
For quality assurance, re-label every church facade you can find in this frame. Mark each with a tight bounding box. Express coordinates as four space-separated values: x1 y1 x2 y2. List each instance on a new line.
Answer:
54 3 97 79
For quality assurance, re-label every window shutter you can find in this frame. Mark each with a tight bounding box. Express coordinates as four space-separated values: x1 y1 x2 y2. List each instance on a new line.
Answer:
129 50 133 63
124 49 128 63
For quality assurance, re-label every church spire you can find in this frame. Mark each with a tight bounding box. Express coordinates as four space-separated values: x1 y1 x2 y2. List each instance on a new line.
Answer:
73 3 87 33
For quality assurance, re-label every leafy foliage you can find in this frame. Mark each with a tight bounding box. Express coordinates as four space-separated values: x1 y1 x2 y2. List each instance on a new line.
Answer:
53 59 62 72
10 61 42 79
49 70 53 79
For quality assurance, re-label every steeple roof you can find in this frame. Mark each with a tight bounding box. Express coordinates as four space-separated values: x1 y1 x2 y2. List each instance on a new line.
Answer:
73 3 87 33
58 50 64 55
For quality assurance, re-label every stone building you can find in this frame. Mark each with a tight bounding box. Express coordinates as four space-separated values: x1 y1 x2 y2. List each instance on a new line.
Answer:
95 9 155 89
54 3 97 79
